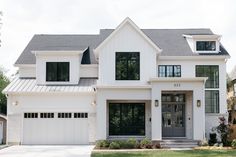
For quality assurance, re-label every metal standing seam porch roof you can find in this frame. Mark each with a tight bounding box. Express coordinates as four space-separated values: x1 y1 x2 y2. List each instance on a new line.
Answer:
2 78 97 94
15 29 230 65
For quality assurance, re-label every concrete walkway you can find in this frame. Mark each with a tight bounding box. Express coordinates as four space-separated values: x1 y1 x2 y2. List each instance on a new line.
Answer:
0 145 95 157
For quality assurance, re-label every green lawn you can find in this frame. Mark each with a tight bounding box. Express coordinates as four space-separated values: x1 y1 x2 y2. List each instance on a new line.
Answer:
92 150 236 157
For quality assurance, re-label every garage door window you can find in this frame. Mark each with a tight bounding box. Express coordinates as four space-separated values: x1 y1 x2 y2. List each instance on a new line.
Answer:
24 113 38 118
74 113 88 118
40 113 54 118
58 113 72 118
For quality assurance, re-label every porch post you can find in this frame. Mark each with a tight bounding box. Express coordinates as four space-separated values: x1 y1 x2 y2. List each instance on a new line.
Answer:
192 86 205 140
151 84 162 140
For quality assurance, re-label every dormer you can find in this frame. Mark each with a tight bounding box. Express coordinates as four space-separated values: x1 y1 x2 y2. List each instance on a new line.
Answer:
32 50 84 85
183 34 221 53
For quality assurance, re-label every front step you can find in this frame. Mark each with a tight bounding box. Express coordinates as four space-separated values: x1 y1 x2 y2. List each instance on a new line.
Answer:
159 140 199 149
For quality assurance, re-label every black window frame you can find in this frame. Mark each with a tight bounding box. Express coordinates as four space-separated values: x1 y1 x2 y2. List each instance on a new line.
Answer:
40 113 54 118
205 90 219 113
195 65 219 88
24 113 38 118
115 52 140 80
109 103 145 136
196 41 216 51
46 62 70 82
158 65 181 77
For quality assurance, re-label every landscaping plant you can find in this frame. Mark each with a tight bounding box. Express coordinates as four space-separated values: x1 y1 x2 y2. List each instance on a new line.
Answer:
215 116 230 146
232 139 236 149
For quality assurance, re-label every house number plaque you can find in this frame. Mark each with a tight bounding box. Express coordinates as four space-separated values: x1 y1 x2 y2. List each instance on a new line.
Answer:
174 83 181 87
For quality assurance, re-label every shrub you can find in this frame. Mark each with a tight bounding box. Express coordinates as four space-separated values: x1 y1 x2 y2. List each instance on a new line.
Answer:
126 138 137 149
233 118 236 125
232 139 236 148
140 138 152 149
96 140 110 148
199 140 209 146
215 116 230 146
209 133 217 146
109 141 120 149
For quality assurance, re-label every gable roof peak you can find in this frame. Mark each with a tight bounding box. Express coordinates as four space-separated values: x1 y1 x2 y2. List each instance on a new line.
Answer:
94 17 162 58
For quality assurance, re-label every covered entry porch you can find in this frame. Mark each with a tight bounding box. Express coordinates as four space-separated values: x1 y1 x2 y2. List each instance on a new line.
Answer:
150 77 206 141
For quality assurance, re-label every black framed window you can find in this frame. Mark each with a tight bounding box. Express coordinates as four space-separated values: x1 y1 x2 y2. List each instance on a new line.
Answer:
205 90 219 113
196 65 219 88
46 62 70 82
196 41 216 51
158 65 181 77
109 103 145 136
74 113 88 118
40 113 54 118
116 52 140 80
24 113 38 118
58 112 72 118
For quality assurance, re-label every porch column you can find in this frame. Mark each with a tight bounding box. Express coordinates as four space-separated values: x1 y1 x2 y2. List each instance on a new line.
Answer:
193 86 205 140
96 90 107 140
151 85 162 140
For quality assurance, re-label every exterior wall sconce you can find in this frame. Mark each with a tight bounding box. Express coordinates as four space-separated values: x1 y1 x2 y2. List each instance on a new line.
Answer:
155 100 159 107
12 101 18 106
197 100 201 107
91 101 96 107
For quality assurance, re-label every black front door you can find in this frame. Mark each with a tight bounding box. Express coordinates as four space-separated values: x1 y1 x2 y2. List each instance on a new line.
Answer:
162 94 185 137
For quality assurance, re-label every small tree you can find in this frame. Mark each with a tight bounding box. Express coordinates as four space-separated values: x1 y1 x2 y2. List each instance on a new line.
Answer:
215 116 231 146
0 67 9 114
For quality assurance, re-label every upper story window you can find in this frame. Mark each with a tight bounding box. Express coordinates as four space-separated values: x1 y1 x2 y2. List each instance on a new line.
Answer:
196 41 216 51
158 65 181 77
115 52 140 80
195 65 219 88
46 62 70 82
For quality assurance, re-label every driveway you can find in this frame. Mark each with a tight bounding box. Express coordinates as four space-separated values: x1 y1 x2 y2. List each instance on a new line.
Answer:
0 145 95 157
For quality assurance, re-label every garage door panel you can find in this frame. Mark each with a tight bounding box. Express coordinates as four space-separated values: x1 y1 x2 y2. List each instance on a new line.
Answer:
23 112 89 145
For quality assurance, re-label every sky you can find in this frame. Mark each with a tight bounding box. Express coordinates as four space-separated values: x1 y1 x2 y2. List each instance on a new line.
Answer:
0 0 236 76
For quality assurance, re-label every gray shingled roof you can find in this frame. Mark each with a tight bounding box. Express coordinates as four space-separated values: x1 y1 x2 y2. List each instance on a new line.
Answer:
15 29 229 65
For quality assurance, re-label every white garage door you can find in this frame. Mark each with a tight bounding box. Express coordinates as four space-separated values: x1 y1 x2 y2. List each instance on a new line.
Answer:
23 112 89 145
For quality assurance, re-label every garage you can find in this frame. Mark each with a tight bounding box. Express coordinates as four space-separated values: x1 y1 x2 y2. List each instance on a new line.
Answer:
23 112 89 145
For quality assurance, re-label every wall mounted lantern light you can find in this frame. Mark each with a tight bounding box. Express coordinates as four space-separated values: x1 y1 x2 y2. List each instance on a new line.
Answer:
12 101 18 106
155 100 159 107
197 100 201 107
91 101 96 107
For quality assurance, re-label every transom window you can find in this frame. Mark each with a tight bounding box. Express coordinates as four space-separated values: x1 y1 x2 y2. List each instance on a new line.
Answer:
195 65 219 88
158 65 181 77
196 41 216 51
74 113 88 118
24 113 38 118
58 112 72 118
46 62 70 82
116 52 140 80
40 113 54 118
205 90 219 113
109 103 145 136
162 94 185 103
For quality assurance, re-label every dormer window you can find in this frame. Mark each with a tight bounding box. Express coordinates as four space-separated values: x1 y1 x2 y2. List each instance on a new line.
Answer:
183 34 221 53
196 41 216 51
46 62 70 82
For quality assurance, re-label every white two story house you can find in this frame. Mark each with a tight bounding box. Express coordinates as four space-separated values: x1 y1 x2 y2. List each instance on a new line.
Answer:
3 18 230 145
